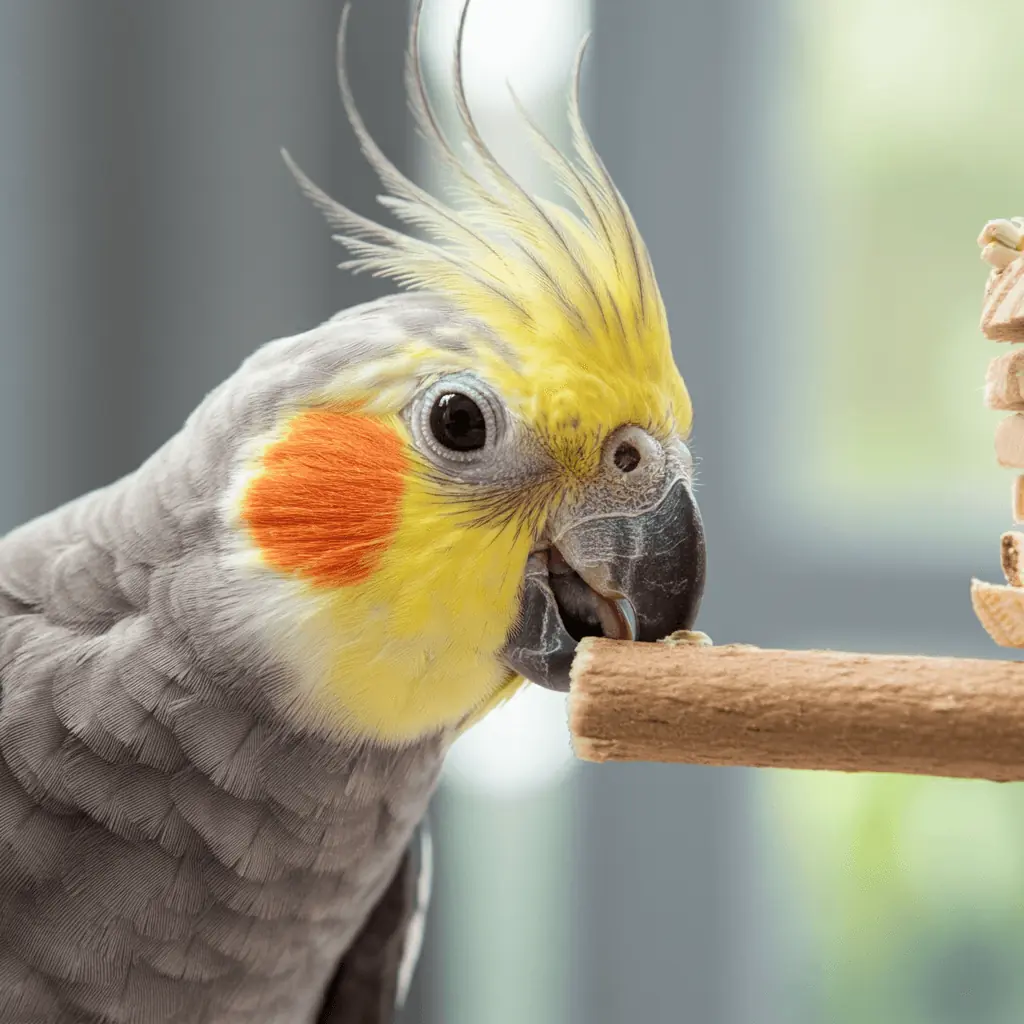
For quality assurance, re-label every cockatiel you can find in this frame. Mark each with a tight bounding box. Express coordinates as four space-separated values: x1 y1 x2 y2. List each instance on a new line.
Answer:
0 1 705 1022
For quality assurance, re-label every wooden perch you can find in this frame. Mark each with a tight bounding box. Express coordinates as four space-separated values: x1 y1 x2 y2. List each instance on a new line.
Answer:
568 638 1024 781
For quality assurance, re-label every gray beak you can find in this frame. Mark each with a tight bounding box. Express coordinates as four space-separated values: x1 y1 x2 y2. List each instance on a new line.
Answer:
500 476 706 691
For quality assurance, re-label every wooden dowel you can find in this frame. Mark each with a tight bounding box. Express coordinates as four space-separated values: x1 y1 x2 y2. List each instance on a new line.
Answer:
568 638 1024 781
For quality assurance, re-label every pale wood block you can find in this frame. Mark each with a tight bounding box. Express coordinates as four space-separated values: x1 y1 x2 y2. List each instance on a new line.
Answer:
994 414 1024 467
981 256 1024 342
979 217 1024 270
985 350 1024 410
972 578 1024 648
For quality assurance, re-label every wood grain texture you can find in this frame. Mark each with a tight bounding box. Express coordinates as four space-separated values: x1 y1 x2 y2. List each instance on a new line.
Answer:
995 414 1024 468
985 350 1024 410
981 257 1024 342
568 638 1024 780
1014 475 1024 523
972 578 1024 648
1002 532 1024 587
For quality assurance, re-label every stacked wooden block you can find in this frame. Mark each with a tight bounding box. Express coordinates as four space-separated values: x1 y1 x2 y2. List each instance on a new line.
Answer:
971 217 1024 645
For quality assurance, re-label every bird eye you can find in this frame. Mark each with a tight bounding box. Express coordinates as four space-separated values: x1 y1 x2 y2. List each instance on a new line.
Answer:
428 392 487 452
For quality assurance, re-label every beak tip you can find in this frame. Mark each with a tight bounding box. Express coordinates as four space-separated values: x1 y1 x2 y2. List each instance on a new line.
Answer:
615 598 638 642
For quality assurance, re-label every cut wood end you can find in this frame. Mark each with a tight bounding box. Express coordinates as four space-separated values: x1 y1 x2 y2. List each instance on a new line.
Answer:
1014 476 1024 524
971 577 1024 647
568 636 598 691
981 256 1024 342
985 351 1024 410
1001 532 1024 587
567 637 600 758
994 414 1024 468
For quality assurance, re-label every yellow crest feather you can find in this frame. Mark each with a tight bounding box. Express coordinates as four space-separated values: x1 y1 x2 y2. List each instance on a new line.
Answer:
282 0 691 446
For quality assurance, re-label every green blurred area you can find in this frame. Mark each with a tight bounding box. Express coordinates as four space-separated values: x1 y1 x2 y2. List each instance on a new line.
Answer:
796 0 1024 495
775 3 1024 1021
769 771 1024 1024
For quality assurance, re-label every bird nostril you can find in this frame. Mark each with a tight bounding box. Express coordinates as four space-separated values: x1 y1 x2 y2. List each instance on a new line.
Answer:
613 442 641 473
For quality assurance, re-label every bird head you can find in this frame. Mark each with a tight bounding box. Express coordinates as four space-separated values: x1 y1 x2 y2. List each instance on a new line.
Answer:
227 0 705 743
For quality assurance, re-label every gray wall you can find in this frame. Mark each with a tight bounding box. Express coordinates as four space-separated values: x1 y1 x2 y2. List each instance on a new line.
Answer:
0 0 410 530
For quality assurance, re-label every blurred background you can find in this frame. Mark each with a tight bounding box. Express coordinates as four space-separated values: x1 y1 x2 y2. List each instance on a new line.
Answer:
1 0 1023 1021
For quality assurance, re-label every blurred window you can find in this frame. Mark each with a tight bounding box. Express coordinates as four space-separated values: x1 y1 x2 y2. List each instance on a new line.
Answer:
765 4 1024 1023
754 0 1024 558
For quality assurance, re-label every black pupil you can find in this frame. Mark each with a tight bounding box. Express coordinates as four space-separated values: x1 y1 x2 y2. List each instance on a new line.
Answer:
429 392 487 451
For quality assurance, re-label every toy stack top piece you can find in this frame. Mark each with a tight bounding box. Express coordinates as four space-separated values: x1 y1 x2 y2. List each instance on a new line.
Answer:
971 217 1024 646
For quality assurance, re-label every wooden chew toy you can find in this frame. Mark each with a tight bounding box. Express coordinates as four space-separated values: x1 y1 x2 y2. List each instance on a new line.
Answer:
971 215 1024 643
568 216 1024 781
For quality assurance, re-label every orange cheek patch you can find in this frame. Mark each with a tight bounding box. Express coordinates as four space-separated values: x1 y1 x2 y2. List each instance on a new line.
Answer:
241 409 407 588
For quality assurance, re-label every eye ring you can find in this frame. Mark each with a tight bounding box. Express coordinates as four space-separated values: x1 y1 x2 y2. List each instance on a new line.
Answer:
414 375 502 464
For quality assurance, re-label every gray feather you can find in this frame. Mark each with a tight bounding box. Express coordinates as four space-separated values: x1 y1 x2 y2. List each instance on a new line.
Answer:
0 296 465 1023
314 820 432 1024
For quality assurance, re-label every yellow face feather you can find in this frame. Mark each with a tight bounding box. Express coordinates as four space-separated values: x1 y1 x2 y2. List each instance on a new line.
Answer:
314 463 531 739
236 404 531 741
245 0 693 742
